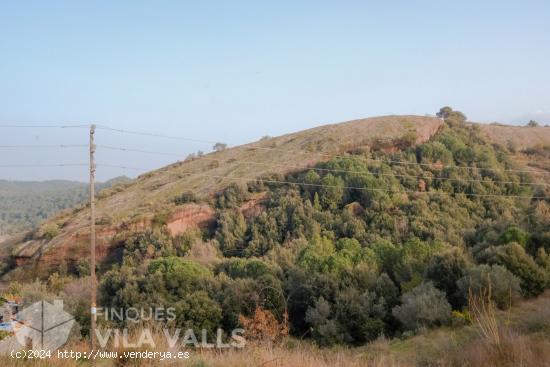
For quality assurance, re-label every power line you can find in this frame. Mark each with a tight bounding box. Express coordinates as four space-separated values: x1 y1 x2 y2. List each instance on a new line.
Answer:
96 164 548 200
246 145 550 176
95 125 218 144
97 145 184 157
94 124 550 176
0 124 90 128
98 163 144 170
0 144 87 148
2 122 549 176
96 144 549 187
0 163 88 168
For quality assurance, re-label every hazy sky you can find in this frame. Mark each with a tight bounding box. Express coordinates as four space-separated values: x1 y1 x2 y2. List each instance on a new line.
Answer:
1 1 549 181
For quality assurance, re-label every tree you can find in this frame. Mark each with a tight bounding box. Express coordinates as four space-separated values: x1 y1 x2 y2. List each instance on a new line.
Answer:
148 256 213 297
436 106 466 125
436 106 454 119
215 209 247 256
319 174 344 210
305 297 344 346
213 142 227 151
174 291 222 333
334 289 386 344
392 282 451 331
216 258 277 279
479 243 547 297
527 120 540 127
498 226 530 247
123 229 174 264
424 248 469 308
456 264 521 309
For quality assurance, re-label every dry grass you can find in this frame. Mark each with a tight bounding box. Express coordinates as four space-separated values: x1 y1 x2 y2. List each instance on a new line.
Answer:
479 124 550 151
2 292 549 366
376 291 550 367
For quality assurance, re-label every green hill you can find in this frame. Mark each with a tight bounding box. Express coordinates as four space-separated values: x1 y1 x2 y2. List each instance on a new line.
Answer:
1 109 549 360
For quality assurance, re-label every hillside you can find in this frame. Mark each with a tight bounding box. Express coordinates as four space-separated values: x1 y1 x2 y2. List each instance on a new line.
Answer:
1 115 443 273
1 109 550 364
1 113 549 279
479 123 550 175
479 123 550 151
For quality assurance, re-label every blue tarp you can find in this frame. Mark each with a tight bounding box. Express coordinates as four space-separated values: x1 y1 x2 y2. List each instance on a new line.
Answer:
0 323 12 332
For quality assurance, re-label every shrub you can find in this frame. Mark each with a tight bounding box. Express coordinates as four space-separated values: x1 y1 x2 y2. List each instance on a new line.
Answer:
239 307 288 342
319 174 344 210
148 256 213 296
174 191 198 205
0 331 10 341
305 297 344 346
457 264 521 309
173 229 202 256
480 243 547 297
123 229 174 263
216 258 276 279
498 226 530 247
451 310 472 326
213 142 227 151
174 291 222 333
392 282 451 331
333 289 386 344
425 248 469 308
216 183 249 209
38 223 60 240
215 209 247 256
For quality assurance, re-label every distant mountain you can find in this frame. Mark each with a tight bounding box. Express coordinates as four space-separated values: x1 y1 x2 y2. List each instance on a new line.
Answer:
0 176 130 235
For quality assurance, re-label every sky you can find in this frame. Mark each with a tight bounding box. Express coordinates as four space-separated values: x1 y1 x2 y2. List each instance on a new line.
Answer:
1 0 549 181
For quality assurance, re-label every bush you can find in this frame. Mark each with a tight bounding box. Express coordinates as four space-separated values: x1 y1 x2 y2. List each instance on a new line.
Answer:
425 248 469 308
239 307 288 342
123 229 174 263
216 183 249 209
480 243 547 297
0 330 10 341
305 297 344 346
215 209 247 256
216 258 276 279
457 264 521 309
174 291 222 332
148 256 213 296
392 282 451 331
38 223 60 240
213 142 227 151
319 174 344 210
174 191 198 205
498 226 530 247
173 229 202 256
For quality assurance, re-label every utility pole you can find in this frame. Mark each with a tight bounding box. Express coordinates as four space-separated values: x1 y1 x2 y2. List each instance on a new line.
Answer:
89 124 97 350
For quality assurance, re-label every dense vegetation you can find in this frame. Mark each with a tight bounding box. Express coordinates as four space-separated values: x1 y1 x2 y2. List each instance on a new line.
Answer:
0 177 128 236
90 108 550 346
8 109 548 349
